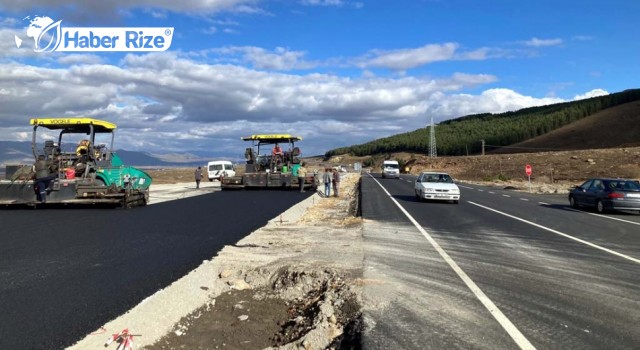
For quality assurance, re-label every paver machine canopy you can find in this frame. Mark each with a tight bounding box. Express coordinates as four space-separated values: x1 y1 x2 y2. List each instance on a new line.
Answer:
242 134 302 173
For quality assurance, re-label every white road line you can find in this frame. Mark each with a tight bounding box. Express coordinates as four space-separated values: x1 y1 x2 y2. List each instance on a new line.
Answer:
468 201 640 264
563 208 640 226
538 202 550 205
458 185 474 189
489 191 495 194
520 198 529 201
478 189 484 192
503 194 511 197
369 175 536 350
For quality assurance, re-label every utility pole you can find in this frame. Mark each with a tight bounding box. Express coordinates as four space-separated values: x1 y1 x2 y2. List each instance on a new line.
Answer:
429 117 437 158
481 139 485 156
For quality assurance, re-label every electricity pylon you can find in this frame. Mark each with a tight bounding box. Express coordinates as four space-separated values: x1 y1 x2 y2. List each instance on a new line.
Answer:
429 116 437 158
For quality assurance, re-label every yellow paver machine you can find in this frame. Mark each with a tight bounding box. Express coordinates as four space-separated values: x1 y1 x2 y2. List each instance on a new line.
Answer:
0 118 151 208
221 134 316 190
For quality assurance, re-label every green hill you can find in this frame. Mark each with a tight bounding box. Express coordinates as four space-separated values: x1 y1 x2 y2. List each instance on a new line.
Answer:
325 89 640 158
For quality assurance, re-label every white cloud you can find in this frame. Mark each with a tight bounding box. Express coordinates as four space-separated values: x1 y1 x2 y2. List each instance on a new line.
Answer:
0 52 601 156
300 0 345 5
57 54 104 65
0 0 262 17
0 17 19 27
204 26 218 34
299 0 363 8
573 88 608 100
423 88 565 122
356 43 458 70
572 35 593 41
0 27 43 59
210 46 318 70
355 43 510 70
148 10 168 19
522 37 563 47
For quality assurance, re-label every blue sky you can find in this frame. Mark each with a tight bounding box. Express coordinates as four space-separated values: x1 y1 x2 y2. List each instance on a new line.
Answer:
0 0 637 160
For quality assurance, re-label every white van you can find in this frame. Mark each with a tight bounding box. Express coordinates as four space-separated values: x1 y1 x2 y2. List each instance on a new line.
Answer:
382 160 400 179
207 160 235 181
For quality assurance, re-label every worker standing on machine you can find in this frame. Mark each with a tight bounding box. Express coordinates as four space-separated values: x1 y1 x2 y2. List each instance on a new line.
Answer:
34 155 58 203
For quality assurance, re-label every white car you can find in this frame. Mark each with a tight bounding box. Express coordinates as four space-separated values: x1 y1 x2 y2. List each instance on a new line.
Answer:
414 171 460 204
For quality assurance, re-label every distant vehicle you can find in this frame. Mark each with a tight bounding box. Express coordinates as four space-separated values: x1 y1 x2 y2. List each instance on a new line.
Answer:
382 160 400 179
221 134 316 190
414 171 460 204
0 118 151 208
334 165 347 173
568 178 640 213
207 160 235 181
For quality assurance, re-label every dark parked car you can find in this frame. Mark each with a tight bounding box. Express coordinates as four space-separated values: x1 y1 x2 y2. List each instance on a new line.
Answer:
568 178 640 213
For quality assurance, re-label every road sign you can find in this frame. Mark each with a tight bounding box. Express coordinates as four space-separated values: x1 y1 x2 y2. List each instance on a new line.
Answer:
525 164 532 176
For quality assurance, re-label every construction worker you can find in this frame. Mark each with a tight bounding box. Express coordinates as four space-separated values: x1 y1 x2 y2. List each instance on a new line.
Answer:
332 168 341 197
272 143 283 157
272 143 284 171
34 155 57 203
194 166 202 189
297 162 308 192
76 139 90 156
322 168 332 197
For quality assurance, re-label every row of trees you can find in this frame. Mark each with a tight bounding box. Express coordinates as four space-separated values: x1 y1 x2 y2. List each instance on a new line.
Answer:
325 89 640 158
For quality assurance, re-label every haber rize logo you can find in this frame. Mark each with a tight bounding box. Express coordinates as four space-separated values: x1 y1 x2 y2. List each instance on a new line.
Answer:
15 15 174 52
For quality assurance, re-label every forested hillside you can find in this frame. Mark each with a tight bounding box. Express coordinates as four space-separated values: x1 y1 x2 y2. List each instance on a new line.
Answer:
325 89 640 158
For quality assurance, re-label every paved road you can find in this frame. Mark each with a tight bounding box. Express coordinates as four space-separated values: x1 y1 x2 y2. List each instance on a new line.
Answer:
361 173 640 350
0 188 312 349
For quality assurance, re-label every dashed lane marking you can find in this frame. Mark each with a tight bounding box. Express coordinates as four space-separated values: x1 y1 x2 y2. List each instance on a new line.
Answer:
369 175 536 350
469 201 640 264
520 198 529 201
503 194 511 197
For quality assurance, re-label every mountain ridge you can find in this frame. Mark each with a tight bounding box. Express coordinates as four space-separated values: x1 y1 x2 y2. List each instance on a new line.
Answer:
0 142 216 168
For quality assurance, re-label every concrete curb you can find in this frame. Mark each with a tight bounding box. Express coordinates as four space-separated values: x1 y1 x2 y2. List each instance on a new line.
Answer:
267 190 322 226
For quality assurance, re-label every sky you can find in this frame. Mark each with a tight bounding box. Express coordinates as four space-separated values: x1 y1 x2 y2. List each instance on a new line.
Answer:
0 0 637 160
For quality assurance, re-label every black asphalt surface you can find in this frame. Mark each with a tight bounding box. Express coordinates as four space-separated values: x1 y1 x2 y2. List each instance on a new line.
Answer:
361 174 640 349
0 190 312 349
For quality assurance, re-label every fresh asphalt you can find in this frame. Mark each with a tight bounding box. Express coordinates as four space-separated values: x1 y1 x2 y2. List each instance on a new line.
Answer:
0 189 313 349
361 173 640 349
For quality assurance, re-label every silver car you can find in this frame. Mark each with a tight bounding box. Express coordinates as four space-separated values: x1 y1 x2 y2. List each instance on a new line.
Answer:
414 172 460 204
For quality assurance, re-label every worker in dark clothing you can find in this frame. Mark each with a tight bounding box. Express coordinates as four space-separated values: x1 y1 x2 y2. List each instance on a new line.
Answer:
195 166 203 189
34 155 57 203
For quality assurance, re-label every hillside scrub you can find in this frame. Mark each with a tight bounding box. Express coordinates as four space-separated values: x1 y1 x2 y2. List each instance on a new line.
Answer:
325 89 640 158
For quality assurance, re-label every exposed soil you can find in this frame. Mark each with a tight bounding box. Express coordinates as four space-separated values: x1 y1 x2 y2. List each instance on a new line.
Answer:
145 288 289 350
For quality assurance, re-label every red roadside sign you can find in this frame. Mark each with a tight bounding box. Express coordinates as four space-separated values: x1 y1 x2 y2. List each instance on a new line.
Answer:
525 164 532 176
